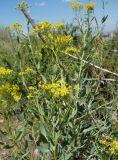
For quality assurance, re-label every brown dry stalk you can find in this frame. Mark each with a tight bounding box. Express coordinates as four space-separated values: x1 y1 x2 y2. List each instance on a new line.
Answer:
20 7 46 44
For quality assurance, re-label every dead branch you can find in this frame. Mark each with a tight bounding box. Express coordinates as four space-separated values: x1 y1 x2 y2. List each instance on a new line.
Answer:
19 7 46 44
68 53 118 77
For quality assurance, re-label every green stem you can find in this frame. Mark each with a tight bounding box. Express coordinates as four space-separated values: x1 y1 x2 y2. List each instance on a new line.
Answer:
78 34 86 79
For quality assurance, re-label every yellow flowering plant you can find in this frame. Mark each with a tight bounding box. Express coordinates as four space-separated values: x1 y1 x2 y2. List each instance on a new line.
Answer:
71 0 83 11
10 23 23 33
0 83 21 102
40 80 72 97
100 139 118 155
65 47 80 54
32 21 65 34
18 67 33 76
0 67 13 76
0 1 117 160
85 1 95 11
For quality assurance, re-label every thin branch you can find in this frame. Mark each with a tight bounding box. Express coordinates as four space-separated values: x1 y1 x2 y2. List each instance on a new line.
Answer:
85 78 116 82
20 8 46 44
67 53 118 77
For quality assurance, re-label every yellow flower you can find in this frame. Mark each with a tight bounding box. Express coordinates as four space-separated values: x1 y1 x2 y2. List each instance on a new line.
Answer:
18 72 25 76
38 52 42 60
55 35 72 45
0 83 21 102
24 67 33 73
0 83 11 94
11 85 21 102
11 23 23 33
34 51 43 60
27 86 36 99
32 21 65 33
32 21 51 33
40 80 73 97
18 67 32 76
100 139 118 154
18 1 29 10
74 84 79 91
65 47 80 54
56 22 64 29
109 141 118 154
86 2 95 11
99 140 108 145
41 45 48 49
0 67 13 76
71 1 83 11
44 33 54 42
11 23 22 29
18 2 26 9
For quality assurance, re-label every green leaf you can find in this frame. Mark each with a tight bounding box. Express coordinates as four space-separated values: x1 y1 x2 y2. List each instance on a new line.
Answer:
52 64 58 73
86 84 91 95
38 143 49 154
15 131 23 141
0 141 4 145
24 140 28 151
60 152 73 160
101 15 108 23
20 151 29 160
40 122 47 139
69 108 77 120
4 144 14 149
83 125 96 134
0 130 8 136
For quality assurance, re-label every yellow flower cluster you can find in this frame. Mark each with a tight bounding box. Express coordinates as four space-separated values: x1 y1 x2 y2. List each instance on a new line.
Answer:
0 67 13 76
18 1 28 10
11 23 23 33
40 80 72 97
46 33 54 39
37 52 42 60
71 1 83 11
86 1 95 11
100 139 118 154
0 83 21 102
11 85 21 102
43 33 54 43
0 83 11 93
56 22 65 29
25 67 33 73
43 34 72 47
27 86 36 99
65 47 80 54
70 1 95 12
32 21 50 33
32 21 64 33
55 35 72 45
18 67 33 76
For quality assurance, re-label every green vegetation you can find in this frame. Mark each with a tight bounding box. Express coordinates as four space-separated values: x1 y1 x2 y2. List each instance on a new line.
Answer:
0 1 118 159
